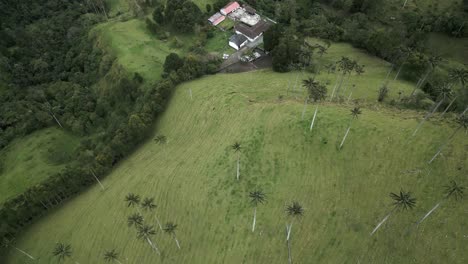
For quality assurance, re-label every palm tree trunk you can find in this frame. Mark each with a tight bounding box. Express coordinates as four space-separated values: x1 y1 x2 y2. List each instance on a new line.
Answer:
236 154 240 181
417 201 443 226
411 78 423 96
286 225 292 264
286 222 293 241
441 97 457 117
339 125 352 149
252 207 257 232
370 209 394 236
428 126 461 164
189 88 193 100
329 73 341 101
310 106 318 132
173 234 181 249
91 170 105 190
301 98 308 120
50 111 63 128
403 0 409 8
155 215 163 231
412 98 444 136
13 247 35 260
146 237 160 255
334 73 346 100
393 64 404 82
341 73 352 96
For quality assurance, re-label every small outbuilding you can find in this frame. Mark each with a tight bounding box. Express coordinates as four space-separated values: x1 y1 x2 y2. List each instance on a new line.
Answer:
220 1 240 15
208 12 226 26
229 34 248 50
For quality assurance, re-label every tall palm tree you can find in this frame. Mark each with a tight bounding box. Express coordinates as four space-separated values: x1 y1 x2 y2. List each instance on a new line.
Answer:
163 222 181 249
428 114 468 163
442 68 468 116
141 197 163 231
414 54 443 95
417 181 464 226
331 57 355 101
53 243 79 264
1 238 35 260
249 190 266 232
127 213 143 228
370 190 416 236
285 201 304 264
303 78 327 131
412 84 453 136
232 142 242 181
137 224 160 255
104 249 123 264
339 107 362 149
125 193 141 214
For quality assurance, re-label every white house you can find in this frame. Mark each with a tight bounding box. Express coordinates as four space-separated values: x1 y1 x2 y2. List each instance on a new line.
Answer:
229 34 248 50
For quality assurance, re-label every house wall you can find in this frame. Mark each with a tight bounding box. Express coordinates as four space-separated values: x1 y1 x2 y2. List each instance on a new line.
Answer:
229 41 240 50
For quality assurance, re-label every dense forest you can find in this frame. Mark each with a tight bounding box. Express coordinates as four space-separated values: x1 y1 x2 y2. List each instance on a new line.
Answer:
0 0 219 250
0 0 467 257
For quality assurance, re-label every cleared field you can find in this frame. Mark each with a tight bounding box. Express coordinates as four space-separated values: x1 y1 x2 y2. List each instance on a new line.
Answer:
0 128 79 203
5 69 467 263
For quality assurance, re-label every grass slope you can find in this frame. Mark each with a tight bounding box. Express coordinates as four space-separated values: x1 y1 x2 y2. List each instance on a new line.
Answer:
0 128 79 203
5 70 467 264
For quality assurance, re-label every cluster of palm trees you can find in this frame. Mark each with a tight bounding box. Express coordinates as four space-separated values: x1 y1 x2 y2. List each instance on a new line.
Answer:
247 189 305 264
124 193 181 256
330 57 364 102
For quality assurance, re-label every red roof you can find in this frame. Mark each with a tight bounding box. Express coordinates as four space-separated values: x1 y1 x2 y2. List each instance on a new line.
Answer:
221 1 240 14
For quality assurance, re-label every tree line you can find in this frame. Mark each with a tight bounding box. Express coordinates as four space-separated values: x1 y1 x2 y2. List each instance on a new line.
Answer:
0 0 220 258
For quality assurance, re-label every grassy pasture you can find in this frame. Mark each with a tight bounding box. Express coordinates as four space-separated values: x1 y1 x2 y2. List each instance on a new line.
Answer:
0 128 79 203
5 69 467 264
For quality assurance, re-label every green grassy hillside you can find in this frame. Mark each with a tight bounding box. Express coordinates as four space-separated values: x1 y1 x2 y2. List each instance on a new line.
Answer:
0 128 79 203
5 70 466 264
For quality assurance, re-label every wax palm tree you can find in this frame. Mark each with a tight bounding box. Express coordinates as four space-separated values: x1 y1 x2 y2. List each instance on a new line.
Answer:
417 181 464 226
412 84 453 136
370 190 416 236
428 114 468 163
249 190 266 232
414 54 443 95
331 57 354 101
127 213 143 228
163 222 181 249
232 142 241 181
141 197 163 231
285 202 304 241
1 237 35 260
53 243 79 264
285 201 304 264
137 224 160 255
339 107 362 149
104 249 123 264
125 193 141 214
154 135 167 144
443 68 468 116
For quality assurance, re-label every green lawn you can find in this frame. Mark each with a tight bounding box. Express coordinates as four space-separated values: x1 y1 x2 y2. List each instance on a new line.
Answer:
5 69 467 263
0 128 79 203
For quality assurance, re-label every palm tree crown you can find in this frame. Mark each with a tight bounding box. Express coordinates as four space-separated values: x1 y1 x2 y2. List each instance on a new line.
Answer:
137 224 156 240
436 84 453 100
163 222 178 234
127 213 143 227
249 190 266 206
449 68 468 87
232 142 241 152
141 197 156 211
53 243 72 261
286 201 304 217
456 115 468 130
104 249 119 262
125 193 141 208
445 181 464 200
351 107 362 119
390 190 416 210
